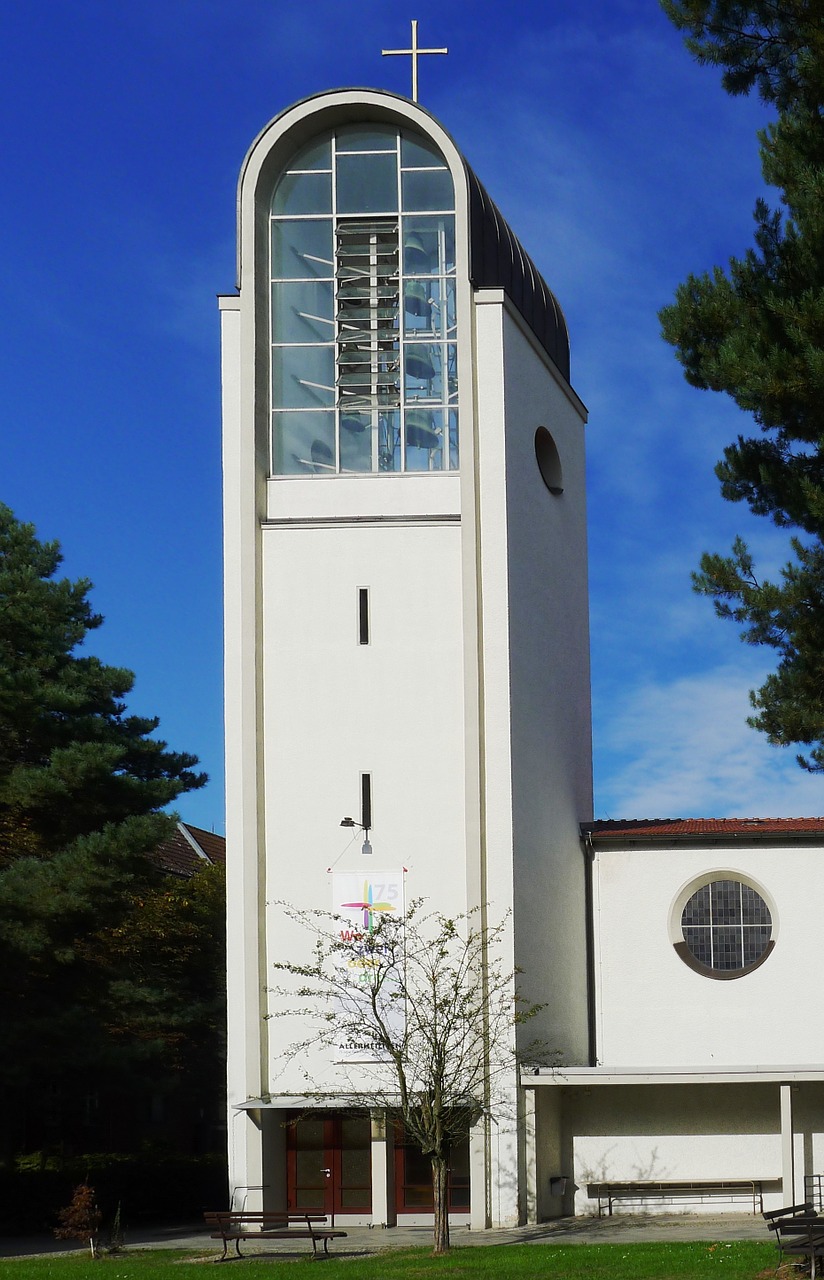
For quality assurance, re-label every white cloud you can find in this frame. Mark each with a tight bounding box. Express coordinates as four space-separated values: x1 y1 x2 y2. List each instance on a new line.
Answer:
595 664 824 819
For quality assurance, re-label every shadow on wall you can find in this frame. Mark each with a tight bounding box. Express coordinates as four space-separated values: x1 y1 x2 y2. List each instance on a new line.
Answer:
564 1084 783 1213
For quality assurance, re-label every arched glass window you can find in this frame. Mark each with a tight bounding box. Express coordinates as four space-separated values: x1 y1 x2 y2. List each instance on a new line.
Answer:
270 125 458 476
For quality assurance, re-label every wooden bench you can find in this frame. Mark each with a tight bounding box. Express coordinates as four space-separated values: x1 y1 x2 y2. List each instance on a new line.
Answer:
204 1211 348 1260
764 1201 815 1262
766 1212 824 1279
590 1179 764 1217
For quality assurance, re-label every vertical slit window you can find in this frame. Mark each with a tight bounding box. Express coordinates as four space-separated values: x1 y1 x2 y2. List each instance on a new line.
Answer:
361 773 372 832
358 588 370 645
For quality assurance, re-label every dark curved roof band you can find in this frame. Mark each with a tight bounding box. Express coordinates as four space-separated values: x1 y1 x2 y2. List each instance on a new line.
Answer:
465 165 570 382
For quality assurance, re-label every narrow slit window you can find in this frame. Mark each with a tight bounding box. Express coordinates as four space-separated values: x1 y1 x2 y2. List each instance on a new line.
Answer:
358 587 370 645
361 773 372 831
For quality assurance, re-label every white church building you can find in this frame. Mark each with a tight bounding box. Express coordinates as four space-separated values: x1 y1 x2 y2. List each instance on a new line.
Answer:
220 84 824 1227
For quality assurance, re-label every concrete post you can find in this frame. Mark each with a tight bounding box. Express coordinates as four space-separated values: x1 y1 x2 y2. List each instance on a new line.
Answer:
780 1082 794 1205
370 1109 395 1227
522 1089 538 1224
469 1113 489 1229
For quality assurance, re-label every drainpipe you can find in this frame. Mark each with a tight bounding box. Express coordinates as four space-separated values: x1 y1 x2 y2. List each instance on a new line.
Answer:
581 831 597 1067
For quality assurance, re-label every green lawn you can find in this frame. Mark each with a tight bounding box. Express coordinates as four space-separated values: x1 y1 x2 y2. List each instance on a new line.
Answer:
0 1241 778 1280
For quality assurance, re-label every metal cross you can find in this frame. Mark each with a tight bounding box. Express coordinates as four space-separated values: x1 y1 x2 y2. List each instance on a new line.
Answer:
382 20 448 103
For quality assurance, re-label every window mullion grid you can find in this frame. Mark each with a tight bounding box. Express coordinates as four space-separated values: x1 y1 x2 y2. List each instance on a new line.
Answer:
396 134 406 474
270 214 335 474
369 231 379 472
438 221 449 471
268 206 274 475
332 132 340 474
682 879 771 974
708 886 715 971
398 216 407 475
383 221 401 472
269 128 456 477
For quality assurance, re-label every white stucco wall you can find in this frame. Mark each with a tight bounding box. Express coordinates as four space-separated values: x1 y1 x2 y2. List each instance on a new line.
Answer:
594 843 824 1066
569 1082 783 1214
501 305 592 1067
260 516 468 1092
472 294 591 1068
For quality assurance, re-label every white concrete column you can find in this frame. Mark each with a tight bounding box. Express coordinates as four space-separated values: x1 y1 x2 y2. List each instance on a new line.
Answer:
781 1082 795 1205
469 1114 489 1230
229 1109 264 1211
794 1129 805 1205
221 288 266 1212
491 1113 521 1228
522 1088 538 1225
370 1110 395 1227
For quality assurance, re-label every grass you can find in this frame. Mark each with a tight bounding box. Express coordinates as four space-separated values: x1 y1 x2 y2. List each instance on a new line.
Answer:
0 1241 778 1280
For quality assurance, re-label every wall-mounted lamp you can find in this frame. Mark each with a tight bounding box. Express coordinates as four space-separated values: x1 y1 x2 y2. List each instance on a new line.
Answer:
340 816 372 856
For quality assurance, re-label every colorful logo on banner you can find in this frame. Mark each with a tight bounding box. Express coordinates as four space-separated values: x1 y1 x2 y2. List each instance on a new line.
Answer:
340 880 396 933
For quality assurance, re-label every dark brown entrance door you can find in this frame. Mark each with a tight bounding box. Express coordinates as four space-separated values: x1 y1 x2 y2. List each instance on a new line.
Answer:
393 1132 470 1214
287 1114 372 1217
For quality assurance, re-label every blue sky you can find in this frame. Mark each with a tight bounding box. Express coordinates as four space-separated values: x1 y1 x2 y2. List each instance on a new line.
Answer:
3 0 821 831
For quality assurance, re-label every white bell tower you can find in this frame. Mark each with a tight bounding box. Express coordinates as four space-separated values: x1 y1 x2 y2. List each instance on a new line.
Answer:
220 88 592 1228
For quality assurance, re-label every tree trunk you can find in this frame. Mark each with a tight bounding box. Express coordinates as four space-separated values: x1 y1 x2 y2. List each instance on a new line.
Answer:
431 1155 450 1254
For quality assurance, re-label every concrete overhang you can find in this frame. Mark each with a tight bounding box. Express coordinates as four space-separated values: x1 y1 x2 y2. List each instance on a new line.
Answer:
521 1066 824 1087
235 1095 401 1110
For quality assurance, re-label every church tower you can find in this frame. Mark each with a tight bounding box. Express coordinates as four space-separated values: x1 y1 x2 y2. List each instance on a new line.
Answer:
220 87 592 1228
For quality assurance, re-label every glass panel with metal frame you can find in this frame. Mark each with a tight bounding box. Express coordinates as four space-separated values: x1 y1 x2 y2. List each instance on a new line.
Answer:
680 880 772 974
269 124 459 475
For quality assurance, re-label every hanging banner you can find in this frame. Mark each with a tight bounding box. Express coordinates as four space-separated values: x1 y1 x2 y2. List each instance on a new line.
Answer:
331 870 405 1062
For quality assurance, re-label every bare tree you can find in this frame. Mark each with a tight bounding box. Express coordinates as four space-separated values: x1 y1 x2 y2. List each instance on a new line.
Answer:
267 901 542 1254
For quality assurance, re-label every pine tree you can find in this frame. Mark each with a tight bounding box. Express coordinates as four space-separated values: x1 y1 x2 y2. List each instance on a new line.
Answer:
0 504 207 1154
660 2 824 110
84 861 226 1120
659 2 824 770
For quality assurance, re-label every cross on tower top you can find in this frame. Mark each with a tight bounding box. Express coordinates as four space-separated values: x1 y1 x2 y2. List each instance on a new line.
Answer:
382 20 448 103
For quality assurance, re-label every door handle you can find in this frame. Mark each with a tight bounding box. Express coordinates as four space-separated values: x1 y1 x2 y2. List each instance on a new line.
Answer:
321 1168 332 1178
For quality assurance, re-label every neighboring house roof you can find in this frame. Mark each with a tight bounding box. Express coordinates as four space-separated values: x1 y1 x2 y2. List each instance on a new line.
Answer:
582 817 824 845
152 821 226 877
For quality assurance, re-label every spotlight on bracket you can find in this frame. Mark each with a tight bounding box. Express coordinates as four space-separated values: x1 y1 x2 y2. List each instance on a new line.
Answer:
339 816 372 855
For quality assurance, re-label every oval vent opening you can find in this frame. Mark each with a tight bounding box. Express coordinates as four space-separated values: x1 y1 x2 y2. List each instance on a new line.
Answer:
535 426 563 495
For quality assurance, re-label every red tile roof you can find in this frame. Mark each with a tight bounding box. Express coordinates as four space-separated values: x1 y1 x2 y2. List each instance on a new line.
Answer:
184 824 226 866
152 822 226 877
583 817 824 842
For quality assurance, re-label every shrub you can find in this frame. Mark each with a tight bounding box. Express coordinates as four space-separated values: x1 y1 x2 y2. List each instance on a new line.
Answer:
54 1183 101 1257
